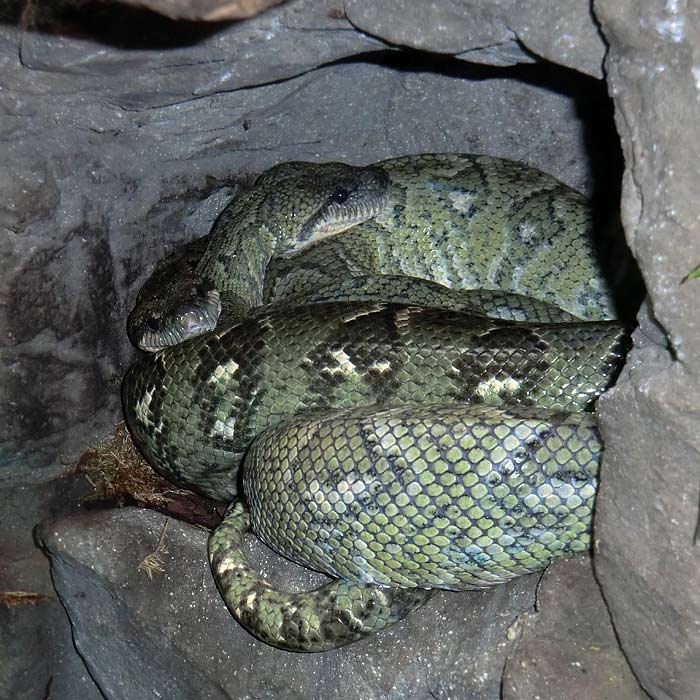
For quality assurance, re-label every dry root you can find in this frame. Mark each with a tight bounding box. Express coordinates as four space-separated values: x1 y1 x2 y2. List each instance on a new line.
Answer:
76 422 188 507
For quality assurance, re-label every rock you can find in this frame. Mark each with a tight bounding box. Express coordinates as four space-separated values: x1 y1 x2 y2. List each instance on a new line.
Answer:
12 0 380 107
1 7 615 479
14 0 383 107
0 600 103 700
108 0 285 21
6 0 692 697
0 474 104 700
344 0 532 67
39 507 538 700
502 556 646 700
344 0 607 76
592 2 700 699
38 507 643 699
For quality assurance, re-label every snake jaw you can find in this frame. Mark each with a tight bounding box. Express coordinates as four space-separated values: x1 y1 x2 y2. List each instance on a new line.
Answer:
134 287 221 352
292 199 390 252
279 167 392 254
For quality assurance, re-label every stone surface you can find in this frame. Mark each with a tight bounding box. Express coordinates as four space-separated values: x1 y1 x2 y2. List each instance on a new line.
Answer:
11 0 381 109
0 600 103 700
502 556 647 700
0 473 103 700
1 4 622 692
110 0 285 21
592 2 700 699
344 0 607 77
6 1 696 698
39 507 643 700
39 508 535 700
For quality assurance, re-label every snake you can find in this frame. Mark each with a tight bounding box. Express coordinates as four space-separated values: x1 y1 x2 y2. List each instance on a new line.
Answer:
123 154 629 652
127 154 617 351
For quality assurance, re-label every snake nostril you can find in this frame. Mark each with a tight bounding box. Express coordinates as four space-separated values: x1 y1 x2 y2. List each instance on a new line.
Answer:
194 284 209 301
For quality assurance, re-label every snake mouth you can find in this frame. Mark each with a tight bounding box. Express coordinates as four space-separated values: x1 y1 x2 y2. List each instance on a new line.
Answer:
135 288 221 352
301 197 392 247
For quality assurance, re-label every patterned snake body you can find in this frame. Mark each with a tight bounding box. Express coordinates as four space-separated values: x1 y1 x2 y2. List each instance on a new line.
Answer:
124 154 629 651
261 155 614 322
128 155 616 351
124 304 626 502
246 403 599 590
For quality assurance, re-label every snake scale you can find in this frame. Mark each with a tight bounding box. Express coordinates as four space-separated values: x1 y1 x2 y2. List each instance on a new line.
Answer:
123 154 629 652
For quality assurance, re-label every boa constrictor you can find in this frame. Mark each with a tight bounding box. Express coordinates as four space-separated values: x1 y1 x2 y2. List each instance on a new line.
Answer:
123 154 629 652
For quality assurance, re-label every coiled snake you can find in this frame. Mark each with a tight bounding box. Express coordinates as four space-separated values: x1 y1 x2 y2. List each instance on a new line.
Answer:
123 154 629 652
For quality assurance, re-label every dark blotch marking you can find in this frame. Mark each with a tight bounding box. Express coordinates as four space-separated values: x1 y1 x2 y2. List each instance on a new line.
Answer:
451 326 551 403
304 306 407 406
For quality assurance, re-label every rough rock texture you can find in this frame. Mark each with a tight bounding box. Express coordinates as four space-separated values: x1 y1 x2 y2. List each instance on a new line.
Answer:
39 507 643 700
2 0 616 479
502 556 646 700
110 0 286 21
0 474 104 700
345 0 607 77
592 2 700 699
2 0 624 691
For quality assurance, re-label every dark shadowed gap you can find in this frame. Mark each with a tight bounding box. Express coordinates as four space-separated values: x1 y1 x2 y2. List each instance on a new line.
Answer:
0 0 230 48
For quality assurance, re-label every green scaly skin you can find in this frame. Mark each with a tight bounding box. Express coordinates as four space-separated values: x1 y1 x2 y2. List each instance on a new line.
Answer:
124 304 627 501
209 405 600 651
267 275 580 323
209 502 435 652
263 155 616 322
128 154 615 351
124 304 628 651
123 154 628 651
129 234 581 350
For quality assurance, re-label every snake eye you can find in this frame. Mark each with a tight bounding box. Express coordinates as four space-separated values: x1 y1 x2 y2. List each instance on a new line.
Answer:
331 187 350 204
146 316 161 331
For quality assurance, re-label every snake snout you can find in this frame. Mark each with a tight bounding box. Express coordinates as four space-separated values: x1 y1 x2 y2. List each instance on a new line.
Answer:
132 287 221 351
179 306 217 336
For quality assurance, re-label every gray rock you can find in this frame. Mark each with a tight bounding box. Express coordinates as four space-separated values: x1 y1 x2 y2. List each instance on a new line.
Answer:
5 0 697 698
107 0 285 21
502 556 647 700
39 507 536 700
39 507 643 700
0 474 104 700
0 601 104 700
344 0 531 66
592 1 700 698
344 0 606 76
15 0 383 109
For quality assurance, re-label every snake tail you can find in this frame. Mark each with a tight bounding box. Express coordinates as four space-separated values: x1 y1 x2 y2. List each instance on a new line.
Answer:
208 503 433 652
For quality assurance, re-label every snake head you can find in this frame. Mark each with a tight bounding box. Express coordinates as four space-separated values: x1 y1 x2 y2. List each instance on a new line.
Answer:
254 161 392 254
128 161 392 350
128 281 221 352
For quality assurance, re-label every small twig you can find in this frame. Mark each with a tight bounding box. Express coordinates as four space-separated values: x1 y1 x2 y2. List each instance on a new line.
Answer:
0 590 53 606
107 448 130 469
137 520 170 580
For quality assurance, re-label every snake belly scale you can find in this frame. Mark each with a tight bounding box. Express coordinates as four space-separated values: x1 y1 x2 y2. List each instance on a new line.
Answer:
123 154 629 652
